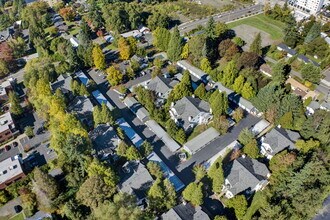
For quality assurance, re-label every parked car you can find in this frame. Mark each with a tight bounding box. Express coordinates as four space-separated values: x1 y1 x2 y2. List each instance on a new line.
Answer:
5 145 11 151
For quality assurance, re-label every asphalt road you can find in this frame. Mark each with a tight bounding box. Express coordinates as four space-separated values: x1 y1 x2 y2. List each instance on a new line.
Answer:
178 4 263 34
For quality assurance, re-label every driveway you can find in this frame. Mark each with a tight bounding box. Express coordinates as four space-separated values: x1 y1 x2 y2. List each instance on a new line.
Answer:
0 197 21 219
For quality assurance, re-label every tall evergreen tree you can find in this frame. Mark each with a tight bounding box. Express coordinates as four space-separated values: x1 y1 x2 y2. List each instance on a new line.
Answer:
79 19 92 47
167 26 183 61
249 33 262 56
9 91 23 116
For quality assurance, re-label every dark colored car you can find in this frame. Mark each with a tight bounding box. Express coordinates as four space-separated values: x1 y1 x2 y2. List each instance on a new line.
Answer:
5 145 11 151
14 205 22 213
13 142 18 147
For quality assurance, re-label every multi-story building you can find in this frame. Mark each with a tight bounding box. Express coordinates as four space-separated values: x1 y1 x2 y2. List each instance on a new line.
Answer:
0 156 25 189
0 112 18 144
288 0 325 15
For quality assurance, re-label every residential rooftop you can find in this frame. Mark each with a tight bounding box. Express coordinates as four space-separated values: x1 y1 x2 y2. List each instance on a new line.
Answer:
161 203 210 220
119 161 153 200
0 112 14 133
262 127 296 156
184 127 220 155
0 156 24 186
146 76 179 99
50 74 73 94
177 60 209 83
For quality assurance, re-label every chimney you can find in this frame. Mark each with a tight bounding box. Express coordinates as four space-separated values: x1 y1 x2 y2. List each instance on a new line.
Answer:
188 116 193 122
242 154 246 158
192 94 195 98
171 102 174 107
210 108 212 114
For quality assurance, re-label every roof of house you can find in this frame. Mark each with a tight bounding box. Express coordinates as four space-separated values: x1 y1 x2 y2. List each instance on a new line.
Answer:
161 203 210 220
123 96 150 122
225 156 269 196
68 96 93 115
286 77 309 93
228 93 256 112
92 90 114 110
0 112 14 133
320 100 330 110
145 120 181 152
146 76 179 99
251 119 270 136
89 124 120 155
172 96 210 130
184 127 220 155
260 64 272 75
262 127 296 155
50 74 73 94
177 60 209 82
121 30 141 38
308 100 320 111
75 70 89 85
297 54 310 63
25 211 52 220
119 161 153 200
277 43 297 56
214 82 234 95
0 156 24 185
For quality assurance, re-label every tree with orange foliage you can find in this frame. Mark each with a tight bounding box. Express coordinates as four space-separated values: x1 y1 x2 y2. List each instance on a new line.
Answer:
59 7 76 21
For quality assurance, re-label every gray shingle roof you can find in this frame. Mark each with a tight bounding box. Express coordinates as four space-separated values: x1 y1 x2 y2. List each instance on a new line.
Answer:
308 100 320 110
68 96 93 126
277 43 297 56
263 127 296 155
161 203 210 220
89 124 120 155
184 127 220 155
225 156 269 196
119 161 153 200
50 74 73 94
146 76 179 99
172 96 210 130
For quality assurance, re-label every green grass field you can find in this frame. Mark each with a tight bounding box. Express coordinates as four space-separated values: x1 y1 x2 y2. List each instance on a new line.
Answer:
9 213 24 220
227 14 286 40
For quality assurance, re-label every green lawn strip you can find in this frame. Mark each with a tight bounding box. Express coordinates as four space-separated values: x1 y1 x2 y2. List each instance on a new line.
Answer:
9 212 24 220
228 14 285 40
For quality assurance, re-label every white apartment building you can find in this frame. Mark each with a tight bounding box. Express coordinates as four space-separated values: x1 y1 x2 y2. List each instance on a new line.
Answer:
288 0 325 15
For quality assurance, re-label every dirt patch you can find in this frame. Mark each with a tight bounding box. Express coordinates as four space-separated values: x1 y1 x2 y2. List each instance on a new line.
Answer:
232 24 276 50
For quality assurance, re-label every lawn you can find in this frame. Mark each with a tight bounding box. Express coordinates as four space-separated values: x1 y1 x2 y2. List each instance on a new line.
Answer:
227 14 286 40
9 213 24 220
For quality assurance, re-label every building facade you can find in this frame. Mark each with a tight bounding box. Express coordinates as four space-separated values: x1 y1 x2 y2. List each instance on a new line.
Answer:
288 0 325 14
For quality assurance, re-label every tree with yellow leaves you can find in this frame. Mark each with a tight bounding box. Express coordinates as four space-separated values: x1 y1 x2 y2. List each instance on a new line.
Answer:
92 44 106 70
107 66 123 86
118 37 131 60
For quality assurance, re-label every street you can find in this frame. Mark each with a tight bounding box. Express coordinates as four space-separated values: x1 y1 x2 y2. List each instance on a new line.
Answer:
178 4 263 34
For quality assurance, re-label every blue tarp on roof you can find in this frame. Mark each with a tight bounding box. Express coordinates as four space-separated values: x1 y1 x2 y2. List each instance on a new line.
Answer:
116 118 143 148
147 152 185 191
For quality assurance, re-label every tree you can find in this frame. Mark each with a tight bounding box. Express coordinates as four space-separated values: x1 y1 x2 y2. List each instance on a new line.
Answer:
233 36 245 47
301 63 321 83
77 176 115 208
87 159 118 187
238 128 254 146
243 139 259 158
147 161 163 179
167 27 183 61
8 37 27 58
250 33 262 56
140 141 153 158
209 90 228 118
153 27 171 51
218 39 234 57
213 115 229 134
126 146 141 161
200 57 212 74
284 20 300 47
241 82 255 99
169 71 192 101
92 44 105 70
148 178 176 212
232 75 245 94
182 182 204 206
118 37 132 60
166 119 178 138
25 126 34 138
181 43 189 59
205 17 216 39
92 193 144 220
33 167 59 200
225 195 248 220
224 44 240 61
304 22 321 43
237 52 259 69
194 83 207 100
9 91 23 116
147 12 170 30
222 60 238 86
0 60 9 76
116 141 128 157
295 139 320 153
107 66 123 86
19 188 37 217
300 110 330 145
232 108 244 123
176 128 186 144
278 111 293 129
272 61 290 83
193 165 206 182
59 7 76 21
62 199 84 220
208 156 224 194
79 19 92 47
